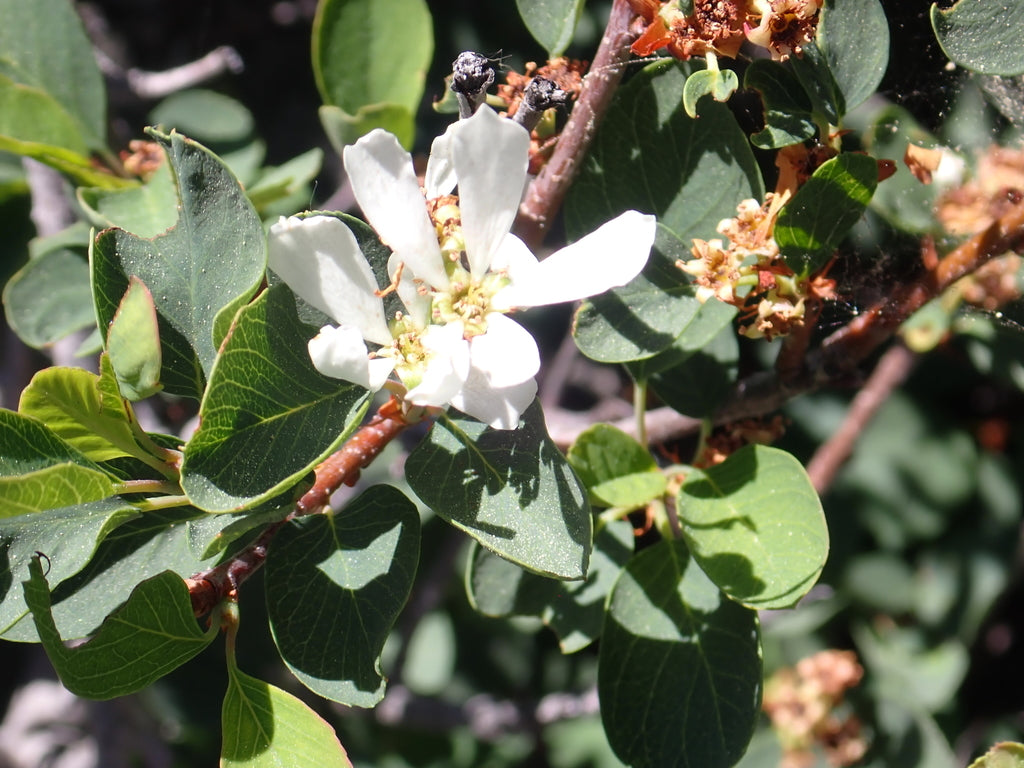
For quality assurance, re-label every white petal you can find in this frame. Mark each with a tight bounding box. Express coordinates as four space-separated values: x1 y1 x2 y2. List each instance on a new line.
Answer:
450 374 538 430
424 128 457 197
343 130 449 290
451 107 530 278
403 322 471 407
308 325 394 391
495 211 657 309
469 313 540 387
268 215 392 345
488 234 540 312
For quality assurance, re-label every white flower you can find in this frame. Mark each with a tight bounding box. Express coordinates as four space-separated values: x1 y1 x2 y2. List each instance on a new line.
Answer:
269 107 657 429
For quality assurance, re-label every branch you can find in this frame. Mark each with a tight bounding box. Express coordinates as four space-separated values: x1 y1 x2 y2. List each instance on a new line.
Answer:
513 0 638 249
186 398 410 616
805 343 917 494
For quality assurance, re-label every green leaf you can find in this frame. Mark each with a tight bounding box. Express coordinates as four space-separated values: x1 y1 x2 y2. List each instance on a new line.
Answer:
247 148 324 212
682 67 739 118
266 485 419 707
77 158 178 239
91 129 266 399
648 323 739 418
18 356 162 465
817 0 890 113
516 0 586 57
0 462 116 518
678 445 828 609
0 498 138 639
573 227 703 363
319 103 416 156
3 246 96 349
969 742 1024 768
626 295 737 379
566 60 762 361
312 0 432 147
788 42 842 123
222 663 353 768
0 0 106 148
149 89 255 146
745 60 817 149
406 401 592 580
106 277 164 400
6 507 213 642
25 557 215 699
931 0 1024 76
181 284 371 513
467 520 634 653
568 425 666 508
775 152 878 274
599 538 761 768
0 409 117 515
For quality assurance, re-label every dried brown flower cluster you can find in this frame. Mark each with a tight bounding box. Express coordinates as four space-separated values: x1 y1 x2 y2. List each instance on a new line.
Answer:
762 650 868 768
937 145 1024 237
498 58 588 174
932 144 1024 314
677 193 837 340
120 139 164 180
628 0 823 62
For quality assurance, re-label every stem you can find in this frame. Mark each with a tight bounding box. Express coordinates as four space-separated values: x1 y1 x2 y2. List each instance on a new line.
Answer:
186 398 412 617
132 494 191 511
114 479 182 496
514 0 638 249
633 378 649 448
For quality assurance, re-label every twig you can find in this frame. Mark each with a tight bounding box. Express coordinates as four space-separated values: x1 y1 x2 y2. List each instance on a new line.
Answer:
805 343 917 494
514 0 638 249
96 45 244 100
186 398 410 616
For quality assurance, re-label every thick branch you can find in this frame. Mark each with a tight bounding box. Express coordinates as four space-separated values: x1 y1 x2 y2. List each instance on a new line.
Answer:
513 0 638 249
186 399 410 616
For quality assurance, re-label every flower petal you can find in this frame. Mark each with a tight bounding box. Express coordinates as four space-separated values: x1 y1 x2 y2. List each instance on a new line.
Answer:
343 130 449 290
450 375 538 430
308 325 394 391
268 215 392 345
451 107 530 278
494 210 656 309
469 313 540 387
403 322 471 407
424 128 457 198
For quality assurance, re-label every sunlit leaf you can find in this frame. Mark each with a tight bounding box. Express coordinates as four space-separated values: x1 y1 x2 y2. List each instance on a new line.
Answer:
312 0 432 148
679 445 828 609
568 425 666 508
25 557 215 699
817 0 890 113
775 152 878 274
181 285 371 513
222 661 353 768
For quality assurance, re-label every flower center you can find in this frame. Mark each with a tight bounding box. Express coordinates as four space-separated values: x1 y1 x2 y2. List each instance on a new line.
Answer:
425 195 510 338
376 314 432 389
